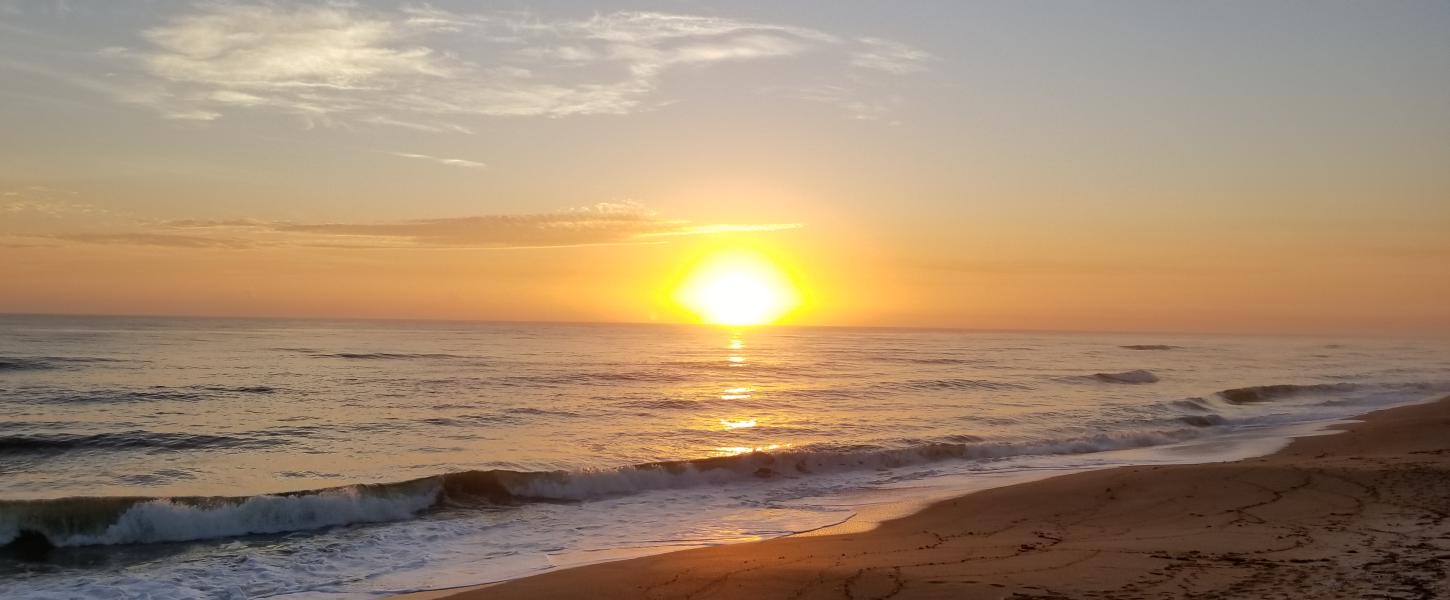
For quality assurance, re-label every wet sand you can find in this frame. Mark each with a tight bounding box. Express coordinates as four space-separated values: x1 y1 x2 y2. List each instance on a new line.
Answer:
402 396 1450 599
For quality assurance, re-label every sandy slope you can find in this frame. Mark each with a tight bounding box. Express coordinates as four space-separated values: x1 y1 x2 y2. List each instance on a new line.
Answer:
403 396 1450 599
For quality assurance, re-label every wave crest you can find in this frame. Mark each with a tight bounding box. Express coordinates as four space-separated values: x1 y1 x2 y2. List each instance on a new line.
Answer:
1 424 1221 549
1216 383 1358 404
0 432 281 455
0 356 122 371
8 379 1435 550
1 483 438 548
1092 370 1160 384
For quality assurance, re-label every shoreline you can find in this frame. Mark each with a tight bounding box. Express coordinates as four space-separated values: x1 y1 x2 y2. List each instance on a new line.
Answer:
400 395 1450 599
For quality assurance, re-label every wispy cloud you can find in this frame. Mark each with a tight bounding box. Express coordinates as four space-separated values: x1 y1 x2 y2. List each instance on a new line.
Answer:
47 202 801 250
851 37 932 75
77 4 929 127
49 232 253 249
390 152 486 169
639 223 803 237
911 258 1216 276
764 84 900 121
1 186 103 216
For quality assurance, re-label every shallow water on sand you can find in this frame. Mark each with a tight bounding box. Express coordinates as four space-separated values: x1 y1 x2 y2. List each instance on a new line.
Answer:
1 315 1446 598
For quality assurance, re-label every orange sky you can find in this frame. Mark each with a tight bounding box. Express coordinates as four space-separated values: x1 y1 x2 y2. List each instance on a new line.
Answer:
1 2 1447 334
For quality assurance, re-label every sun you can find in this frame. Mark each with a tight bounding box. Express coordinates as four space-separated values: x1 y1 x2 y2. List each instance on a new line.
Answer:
673 249 801 326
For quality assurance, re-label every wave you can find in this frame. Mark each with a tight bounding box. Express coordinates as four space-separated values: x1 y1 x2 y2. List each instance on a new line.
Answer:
893 378 1033 392
1091 370 1160 384
190 385 277 394
503 407 580 417
0 356 122 371
0 358 50 371
905 358 978 365
20 389 207 405
4 379 1435 552
0 432 282 456
0 424 1222 550
878 356 981 365
13 385 280 406
495 370 687 386
663 360 814 376
1177 414 1227 427
0 483 439 550
311 352 472 360
418 414 519 427
619 398 702 410
1120 345 1181 351
78 389 207 403
1215 383 1358 405
1169 397 1214 412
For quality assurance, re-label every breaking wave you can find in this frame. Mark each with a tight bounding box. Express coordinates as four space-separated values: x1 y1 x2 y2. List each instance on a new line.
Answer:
3 378 1440 553
0 484 439 548
0 425 1222 549
1177 414 1227 427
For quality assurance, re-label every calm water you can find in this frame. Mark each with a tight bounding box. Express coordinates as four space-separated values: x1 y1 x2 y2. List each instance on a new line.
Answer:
1 315 1447 599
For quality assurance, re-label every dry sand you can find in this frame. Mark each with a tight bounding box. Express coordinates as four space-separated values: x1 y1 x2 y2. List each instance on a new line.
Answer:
402 396 1450 599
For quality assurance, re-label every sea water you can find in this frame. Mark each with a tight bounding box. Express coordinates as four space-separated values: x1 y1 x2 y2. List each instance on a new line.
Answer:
0 315 1446 598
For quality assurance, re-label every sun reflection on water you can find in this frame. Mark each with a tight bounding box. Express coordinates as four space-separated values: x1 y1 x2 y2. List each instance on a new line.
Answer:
710 333 782 451
726 333 746 366
720 386 753 398
714 443 789 456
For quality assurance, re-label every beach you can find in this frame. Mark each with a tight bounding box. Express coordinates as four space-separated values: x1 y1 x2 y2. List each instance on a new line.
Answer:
405 395 1450 600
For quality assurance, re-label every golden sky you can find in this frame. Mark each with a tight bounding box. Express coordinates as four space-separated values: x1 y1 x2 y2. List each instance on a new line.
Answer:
1 1 1448 334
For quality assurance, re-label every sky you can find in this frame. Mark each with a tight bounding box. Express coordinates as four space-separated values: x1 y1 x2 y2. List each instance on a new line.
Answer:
1 1 1448 334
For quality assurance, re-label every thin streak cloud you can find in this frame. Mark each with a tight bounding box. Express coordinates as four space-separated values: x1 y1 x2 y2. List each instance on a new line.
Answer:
390 152 486 169
43 203 801 250
49 232 254 249
851 37 933 74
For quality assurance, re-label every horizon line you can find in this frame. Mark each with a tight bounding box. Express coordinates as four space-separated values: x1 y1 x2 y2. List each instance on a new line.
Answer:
1 310 1444 340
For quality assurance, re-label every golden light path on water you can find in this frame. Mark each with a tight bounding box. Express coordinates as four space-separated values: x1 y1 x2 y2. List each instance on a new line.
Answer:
673 248 798 450
713 331 781 455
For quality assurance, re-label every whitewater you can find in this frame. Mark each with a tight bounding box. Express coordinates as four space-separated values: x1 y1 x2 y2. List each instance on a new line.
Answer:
1 315 1446 599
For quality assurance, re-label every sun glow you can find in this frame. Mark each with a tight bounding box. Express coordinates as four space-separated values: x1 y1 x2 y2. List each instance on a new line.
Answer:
715 443 789 456
673 249 802 326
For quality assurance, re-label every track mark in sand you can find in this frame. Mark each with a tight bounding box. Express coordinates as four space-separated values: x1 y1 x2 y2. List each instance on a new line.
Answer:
670 554 818 600
784 566 830 600
842 566 904 600
640 569 688 600
1220 467 1313 526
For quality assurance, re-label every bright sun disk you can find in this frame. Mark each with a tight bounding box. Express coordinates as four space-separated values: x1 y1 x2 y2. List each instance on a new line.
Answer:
673 249 801 326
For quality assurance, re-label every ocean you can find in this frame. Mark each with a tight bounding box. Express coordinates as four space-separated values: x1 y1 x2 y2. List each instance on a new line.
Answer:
1 315 1446 599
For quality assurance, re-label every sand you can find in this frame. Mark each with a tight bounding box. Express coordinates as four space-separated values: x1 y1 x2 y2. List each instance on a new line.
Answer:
401 396 1450 599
